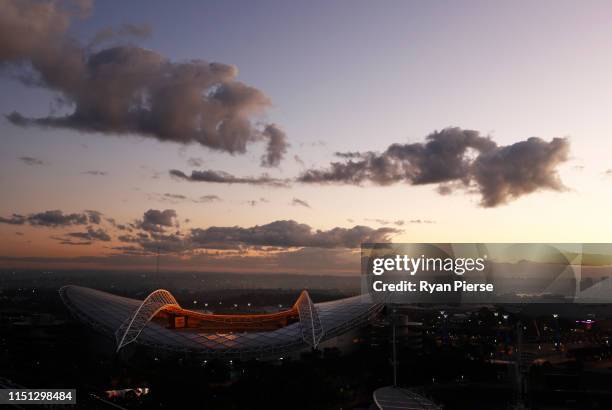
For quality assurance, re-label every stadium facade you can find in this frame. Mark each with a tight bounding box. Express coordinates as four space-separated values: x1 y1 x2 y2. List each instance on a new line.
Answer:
59 285 382 359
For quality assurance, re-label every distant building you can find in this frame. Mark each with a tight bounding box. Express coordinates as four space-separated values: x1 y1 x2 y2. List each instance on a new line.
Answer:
59 285 382 359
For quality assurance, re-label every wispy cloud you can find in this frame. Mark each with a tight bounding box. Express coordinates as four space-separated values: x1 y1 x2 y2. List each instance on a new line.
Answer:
18 156 44 166
291 198 311 208
170 169 290 187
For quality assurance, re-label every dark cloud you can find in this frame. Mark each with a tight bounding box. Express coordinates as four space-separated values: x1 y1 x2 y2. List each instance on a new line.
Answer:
298 127 570 207
28 210 87 226
1 0 287 166
55 239 92 246
0 209 102 227
138 233 185 254
299 128 496 186
0 214 27 225
436 185 453 196
471 137 569 207
169 169 290 187
82 170 107 176
117 228 187 254
122 217 395 254
84 210 102 224
291 198 311 208
66 226 111 242
138 209 177 232
189 220 398 249
18 156 44 165
261 124 288 167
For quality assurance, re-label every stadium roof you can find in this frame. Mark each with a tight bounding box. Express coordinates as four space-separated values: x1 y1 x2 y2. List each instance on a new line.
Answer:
59 285 382 359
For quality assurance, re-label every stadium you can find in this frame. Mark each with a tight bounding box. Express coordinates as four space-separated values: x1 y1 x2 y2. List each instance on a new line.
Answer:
59 285 383 359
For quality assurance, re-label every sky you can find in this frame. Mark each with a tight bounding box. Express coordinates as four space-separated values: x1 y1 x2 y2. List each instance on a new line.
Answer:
1 0 612 273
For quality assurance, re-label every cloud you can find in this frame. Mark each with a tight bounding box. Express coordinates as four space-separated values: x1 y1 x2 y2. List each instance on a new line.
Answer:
245 197 268 207
294 155 305 167
291 198 311 208
162 193 187 201
82 170 107 176
334 151 366 159
436 185 453 196
365 218 392 225
1 0 287 166
298 127 570 207
138 209 177 232
149 192 222 204
29 210 88 226
364 218 430 226
84 210 102 224
0 214 26 225
0 0 92 61
138 233 185 254
120 215 395 254
261 124 288 167
189 220 399 249
52 238 92 246
471 137 569 207
409 219 435 224
197 194 221 203
2 208 395 271
0 209 101 227
66 226 111 242
169 169 290 187
18 156 44 166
